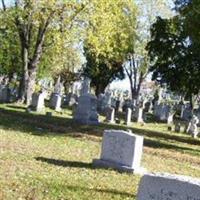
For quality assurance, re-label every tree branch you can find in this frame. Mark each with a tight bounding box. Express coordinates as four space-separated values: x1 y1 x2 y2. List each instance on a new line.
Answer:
1 0 6 11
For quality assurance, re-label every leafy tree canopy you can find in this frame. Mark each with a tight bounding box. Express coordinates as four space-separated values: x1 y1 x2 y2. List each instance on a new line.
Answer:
147 0 200 108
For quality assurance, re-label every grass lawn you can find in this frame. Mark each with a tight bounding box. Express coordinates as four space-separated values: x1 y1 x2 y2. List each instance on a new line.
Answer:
0 103 200 200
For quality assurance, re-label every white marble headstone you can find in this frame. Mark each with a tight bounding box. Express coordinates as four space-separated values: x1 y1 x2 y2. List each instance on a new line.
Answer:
93 130 145 174
137 173 200 200
106 107 115 123
125 108 132 125
31 93 45 112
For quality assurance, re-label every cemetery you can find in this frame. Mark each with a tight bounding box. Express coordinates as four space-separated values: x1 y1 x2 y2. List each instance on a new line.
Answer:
0 0 200 200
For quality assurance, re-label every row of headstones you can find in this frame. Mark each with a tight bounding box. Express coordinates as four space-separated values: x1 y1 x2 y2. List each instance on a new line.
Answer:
154 101 200 123
0 84 18 103
153 102 199 138
105 106 144 125
93 129 200 200
171 116 199 138
30 92 62 112
73 78 146 125
30 90 142 126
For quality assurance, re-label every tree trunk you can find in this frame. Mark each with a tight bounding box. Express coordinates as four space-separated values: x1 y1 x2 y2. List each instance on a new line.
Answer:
25 67 37 105
95 83 107 96
18 47 29 103
189 93 194 113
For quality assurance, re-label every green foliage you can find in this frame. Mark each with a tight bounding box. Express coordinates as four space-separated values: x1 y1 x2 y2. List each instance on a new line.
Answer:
147 2 200 107
0 10 22 76
83 46 125 95
0 0 86 78
83 0 137 94
85 0 137 61
176 0 200 45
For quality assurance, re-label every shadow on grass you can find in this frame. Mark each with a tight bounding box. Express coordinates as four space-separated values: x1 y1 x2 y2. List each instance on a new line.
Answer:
0 105 200 155
66 185 135 198
6 104 26 110
35 157 93 169
35 157 136 198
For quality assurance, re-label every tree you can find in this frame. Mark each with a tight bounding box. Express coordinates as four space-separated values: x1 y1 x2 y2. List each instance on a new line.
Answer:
147 5 200 109
1 0 88 105
83 0 137 95
0 1 22 80
83 46 125 96
124 0 173 101
175 0 200 44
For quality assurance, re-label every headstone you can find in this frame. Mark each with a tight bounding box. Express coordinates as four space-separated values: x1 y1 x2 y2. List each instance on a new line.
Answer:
80 77 90 96
154 104 171 122
93 130 145 174
54 76 63 94
0 86 9 103
136 173 200 200
73 94 99 125
167 113 174 125
125 108 132 125
175 122 181 133
103 90 112 109
105 107 115 123
31 93 45 112
144 102 151 113
64 93 77 106
181 105 192 121
187 115 199 138
73 78 99 125
49 93 62 111
137 107 144 123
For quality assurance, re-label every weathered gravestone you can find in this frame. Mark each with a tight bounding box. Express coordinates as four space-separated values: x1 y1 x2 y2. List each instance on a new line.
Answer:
144 101 151 113
154 104 170 122
0 86 10 103
167 112 174 125
125 108 132 125
174 122 181 133
136 173 200 200
73 78 99 125
64 93 77 106
93 130 145 174
49 93 62 111
31 93 45 112
133 107 144 123
181 105 192 121
187 115 199 138
105 107 115 123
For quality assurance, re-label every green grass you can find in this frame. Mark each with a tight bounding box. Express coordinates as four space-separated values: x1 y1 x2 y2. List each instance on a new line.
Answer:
0 103 200 200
